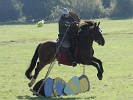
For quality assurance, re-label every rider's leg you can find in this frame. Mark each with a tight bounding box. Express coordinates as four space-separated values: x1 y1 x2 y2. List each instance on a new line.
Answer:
61 34 77 67
65 48 77 67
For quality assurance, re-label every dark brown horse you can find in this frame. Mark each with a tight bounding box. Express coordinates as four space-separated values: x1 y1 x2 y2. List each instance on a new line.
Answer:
25 20 105 87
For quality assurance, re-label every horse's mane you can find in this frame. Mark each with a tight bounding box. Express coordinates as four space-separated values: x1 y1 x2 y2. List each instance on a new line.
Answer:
78 20 95 31
79 20 95 27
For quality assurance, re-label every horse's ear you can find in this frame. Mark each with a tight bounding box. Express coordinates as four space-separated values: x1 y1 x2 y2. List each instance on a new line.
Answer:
94 22 97 28
97 22 100 27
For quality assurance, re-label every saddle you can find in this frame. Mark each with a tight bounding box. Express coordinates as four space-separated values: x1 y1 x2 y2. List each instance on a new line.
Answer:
56 39 78 66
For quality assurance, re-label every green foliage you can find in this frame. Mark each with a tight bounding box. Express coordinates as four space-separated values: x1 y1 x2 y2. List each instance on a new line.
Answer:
20 0 45 20
0 0 21 22
98 0 117 17
62 0 102 18
112 0 133 18
0 0 133 22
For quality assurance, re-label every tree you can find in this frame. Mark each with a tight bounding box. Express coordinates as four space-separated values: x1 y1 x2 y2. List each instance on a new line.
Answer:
60 0 103 19
112 0 133 18
20 0 45 20
0 0 21 22
43 0 63 20
1 0 133 22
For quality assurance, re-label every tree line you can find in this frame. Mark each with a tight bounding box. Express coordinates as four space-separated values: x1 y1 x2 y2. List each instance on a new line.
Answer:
0 0 133 22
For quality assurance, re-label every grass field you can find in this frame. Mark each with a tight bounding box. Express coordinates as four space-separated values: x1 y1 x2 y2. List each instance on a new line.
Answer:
0 18 133 100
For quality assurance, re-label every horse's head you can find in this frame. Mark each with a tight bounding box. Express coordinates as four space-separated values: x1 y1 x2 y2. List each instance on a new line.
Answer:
80 21 105 46
91 22 105 46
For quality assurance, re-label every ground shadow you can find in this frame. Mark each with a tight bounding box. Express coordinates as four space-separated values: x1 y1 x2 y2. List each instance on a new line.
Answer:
17 95 96 100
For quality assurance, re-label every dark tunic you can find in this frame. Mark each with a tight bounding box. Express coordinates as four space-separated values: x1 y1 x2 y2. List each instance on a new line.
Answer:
58 15 78 48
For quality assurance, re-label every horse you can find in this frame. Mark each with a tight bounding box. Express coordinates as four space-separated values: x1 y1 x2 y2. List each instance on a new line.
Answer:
25 20 105 87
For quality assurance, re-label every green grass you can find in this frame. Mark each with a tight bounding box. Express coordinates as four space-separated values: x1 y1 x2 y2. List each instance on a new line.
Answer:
0 19 133 100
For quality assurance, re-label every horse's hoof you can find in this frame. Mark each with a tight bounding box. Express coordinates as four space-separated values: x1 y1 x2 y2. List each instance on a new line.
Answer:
25 73 33 80
28 83 33 87
98 76 102 80
27 76 33 80
97 73 102 80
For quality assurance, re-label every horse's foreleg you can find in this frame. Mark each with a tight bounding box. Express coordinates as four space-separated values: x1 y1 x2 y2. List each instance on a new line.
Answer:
90 61 103 80
28 62 46 87
92 57 104 73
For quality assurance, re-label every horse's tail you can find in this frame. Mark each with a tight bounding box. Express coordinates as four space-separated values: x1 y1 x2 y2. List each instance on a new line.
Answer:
25 43 41 80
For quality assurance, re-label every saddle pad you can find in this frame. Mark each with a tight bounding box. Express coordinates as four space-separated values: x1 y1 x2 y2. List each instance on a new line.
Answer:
57 51 72 66
44 77 54 97
79 74 90 93
53 77 66 96
64 76 80 95
56 40 78 66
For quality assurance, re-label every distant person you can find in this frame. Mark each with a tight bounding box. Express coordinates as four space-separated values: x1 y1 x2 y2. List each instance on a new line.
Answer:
58 8 79 67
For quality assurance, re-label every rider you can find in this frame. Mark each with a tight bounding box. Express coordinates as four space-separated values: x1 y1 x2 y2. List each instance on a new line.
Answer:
58 8 79 67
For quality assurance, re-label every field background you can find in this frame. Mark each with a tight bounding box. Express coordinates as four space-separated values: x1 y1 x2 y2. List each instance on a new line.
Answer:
0 19 133 100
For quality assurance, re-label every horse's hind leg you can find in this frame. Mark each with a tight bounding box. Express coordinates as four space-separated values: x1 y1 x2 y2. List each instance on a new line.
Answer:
28 62 46 87
92 57 104 73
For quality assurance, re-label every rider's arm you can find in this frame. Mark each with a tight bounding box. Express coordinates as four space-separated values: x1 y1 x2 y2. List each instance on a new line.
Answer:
59 18 77 27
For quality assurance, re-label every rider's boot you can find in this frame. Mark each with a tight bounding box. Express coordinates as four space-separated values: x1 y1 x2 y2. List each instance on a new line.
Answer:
65 48 77 67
